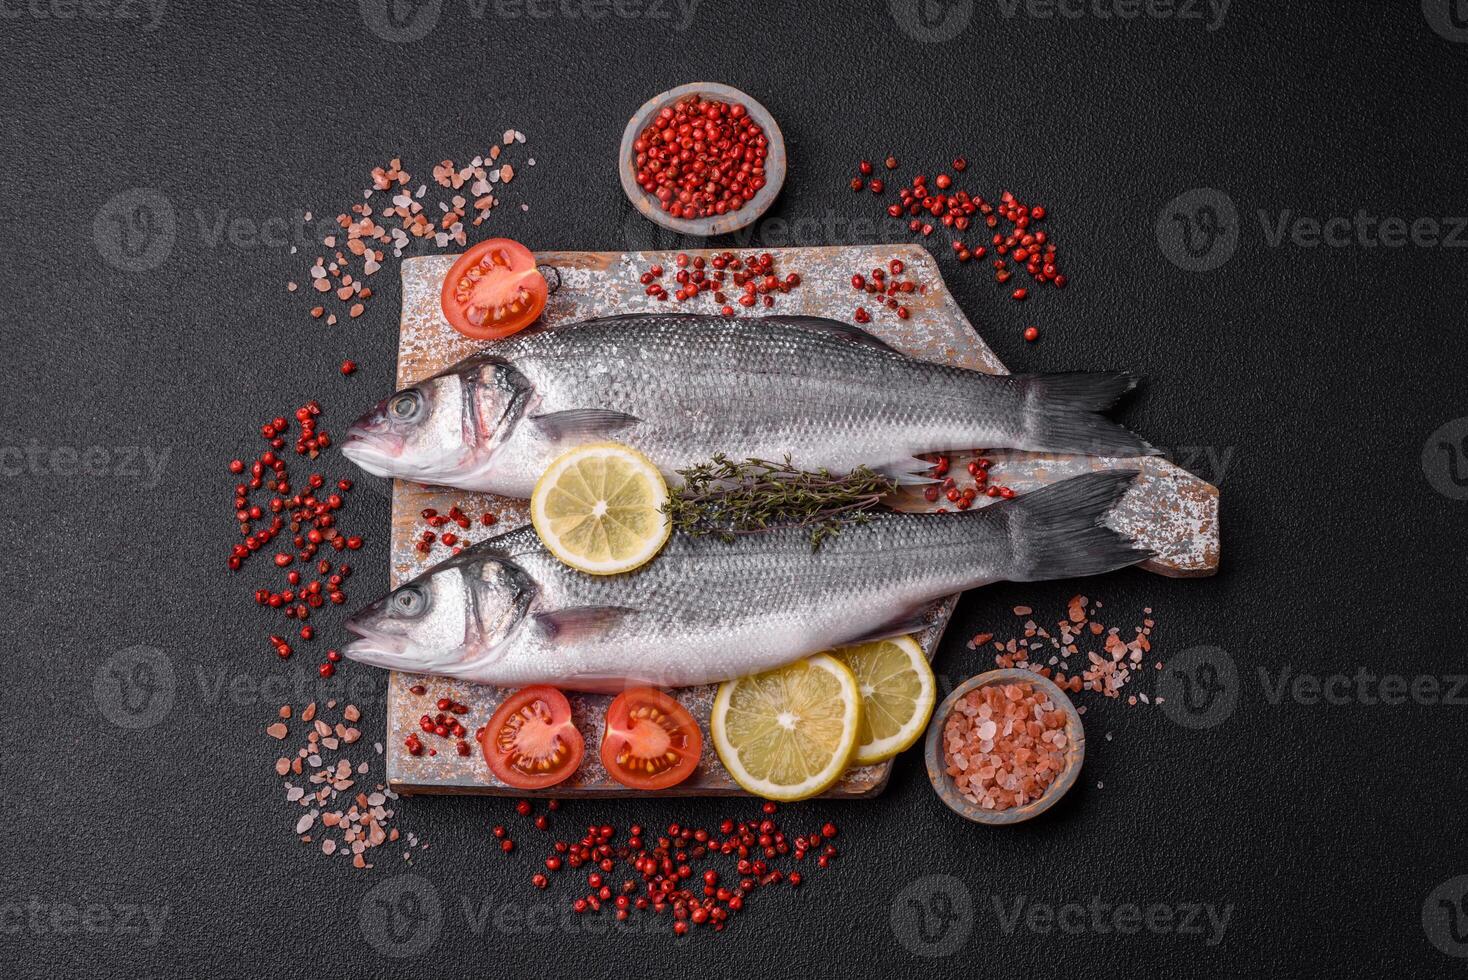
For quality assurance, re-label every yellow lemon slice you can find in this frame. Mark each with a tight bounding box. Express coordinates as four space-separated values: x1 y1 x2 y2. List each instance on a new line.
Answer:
530 442 671 575
710 653 862 801
831 635 936 765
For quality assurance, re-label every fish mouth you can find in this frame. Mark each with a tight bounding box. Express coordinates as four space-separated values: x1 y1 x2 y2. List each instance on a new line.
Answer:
341 619 419 671
340 428 403 478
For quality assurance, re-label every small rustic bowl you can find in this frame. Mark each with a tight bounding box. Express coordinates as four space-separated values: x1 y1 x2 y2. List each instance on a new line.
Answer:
924 668 1085 825
618 82 786 237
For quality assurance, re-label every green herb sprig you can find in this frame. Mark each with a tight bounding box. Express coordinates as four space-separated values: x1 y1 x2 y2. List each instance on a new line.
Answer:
662 455 898 549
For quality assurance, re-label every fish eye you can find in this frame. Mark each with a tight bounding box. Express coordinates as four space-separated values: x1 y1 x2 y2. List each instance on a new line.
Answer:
389 389 425 421
393 585 429 618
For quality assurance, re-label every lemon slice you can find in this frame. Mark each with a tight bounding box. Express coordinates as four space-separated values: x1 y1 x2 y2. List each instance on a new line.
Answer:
530 442 671 575
831 635 936 765
710 653 861 801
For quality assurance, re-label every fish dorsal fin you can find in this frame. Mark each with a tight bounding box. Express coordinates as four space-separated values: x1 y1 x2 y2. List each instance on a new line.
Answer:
839 604 940 646
759 315 898 353
530 409 642 443
532 606 636 643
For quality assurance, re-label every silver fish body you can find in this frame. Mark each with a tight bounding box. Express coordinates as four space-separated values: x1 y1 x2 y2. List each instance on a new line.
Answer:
341 314 1153 497
343 471 1148 691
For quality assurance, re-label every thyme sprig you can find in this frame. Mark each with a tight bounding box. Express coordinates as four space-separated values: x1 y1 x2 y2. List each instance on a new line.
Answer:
662 454 898 549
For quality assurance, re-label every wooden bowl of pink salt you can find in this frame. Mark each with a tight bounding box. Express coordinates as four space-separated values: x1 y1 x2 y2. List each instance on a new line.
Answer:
924 669 1085 825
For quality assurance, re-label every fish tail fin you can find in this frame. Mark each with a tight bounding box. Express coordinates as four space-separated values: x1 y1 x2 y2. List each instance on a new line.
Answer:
1000 470 1154 581
1014 372 1159 457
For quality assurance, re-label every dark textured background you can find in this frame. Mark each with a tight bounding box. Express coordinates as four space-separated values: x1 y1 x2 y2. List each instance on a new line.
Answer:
4 1 1467 976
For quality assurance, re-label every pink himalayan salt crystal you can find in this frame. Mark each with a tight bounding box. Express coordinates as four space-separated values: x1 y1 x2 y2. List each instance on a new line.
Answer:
942 681 1069 812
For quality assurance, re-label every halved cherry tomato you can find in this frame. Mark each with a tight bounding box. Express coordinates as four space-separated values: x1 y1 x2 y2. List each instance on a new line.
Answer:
600 688 702 791
440 238 548 340
477 685 584 790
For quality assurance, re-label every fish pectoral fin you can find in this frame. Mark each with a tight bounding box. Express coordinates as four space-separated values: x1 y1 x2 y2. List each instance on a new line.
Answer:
760 314 898 353
530 409 642 443
873 457 938 485
840 604 941 646
532 606 636 643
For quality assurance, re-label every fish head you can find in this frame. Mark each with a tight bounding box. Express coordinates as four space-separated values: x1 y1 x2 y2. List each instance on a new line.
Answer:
343 555 536 675
341 358 531 484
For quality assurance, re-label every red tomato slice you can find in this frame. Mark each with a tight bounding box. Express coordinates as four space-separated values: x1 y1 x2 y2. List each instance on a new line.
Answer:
477 686 584 790
441 238 548 340
600 688 702 791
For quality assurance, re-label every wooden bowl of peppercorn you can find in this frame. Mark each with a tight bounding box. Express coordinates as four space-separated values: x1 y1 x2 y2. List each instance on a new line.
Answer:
924 668 1086 826
619 82 786 238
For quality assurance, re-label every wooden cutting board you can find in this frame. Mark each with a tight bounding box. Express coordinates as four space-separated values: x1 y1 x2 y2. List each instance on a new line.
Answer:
383 244 1219 797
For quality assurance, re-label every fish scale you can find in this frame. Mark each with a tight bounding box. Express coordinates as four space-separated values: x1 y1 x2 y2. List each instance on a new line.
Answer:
342 314 1155 498
344 470 1151 691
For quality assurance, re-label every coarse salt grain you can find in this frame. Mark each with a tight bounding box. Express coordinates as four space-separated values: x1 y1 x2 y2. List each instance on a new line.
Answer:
986 595 1157 702
942 681 1069 812
273 701 423 871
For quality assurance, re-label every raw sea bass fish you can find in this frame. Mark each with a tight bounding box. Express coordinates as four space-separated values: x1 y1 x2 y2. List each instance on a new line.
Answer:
344 471 1149 691
341 314 1155 497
